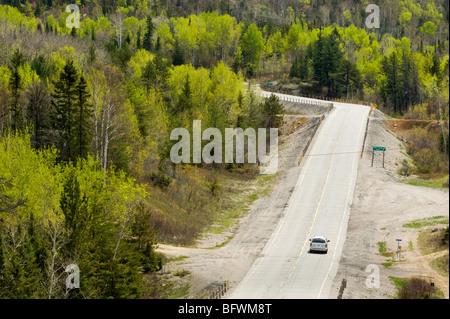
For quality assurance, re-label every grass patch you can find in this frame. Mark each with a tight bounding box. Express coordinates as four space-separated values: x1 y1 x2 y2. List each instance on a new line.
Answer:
171 255 190 262
404 174 449 188
173 269 191 277
378 241 387 254
431 253 449 278
403 216 449 229
143 273 190 299
389 276 405 291
167 283 190 299
377 241 395 257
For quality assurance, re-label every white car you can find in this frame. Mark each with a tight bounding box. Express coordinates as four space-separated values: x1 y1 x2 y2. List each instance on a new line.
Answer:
309 236 330 253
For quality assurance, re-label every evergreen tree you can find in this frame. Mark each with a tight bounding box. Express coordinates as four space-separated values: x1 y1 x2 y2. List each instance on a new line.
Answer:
51 59 79 162
180 74 193 112
262 94 284 128
136 26 142 49
290 52 310 81
73 75 93 160
381 52 402 114
312 28 344 97
172 39 185 66
335 58 361 99
60 171 89 253
8 49 25 133
143 15 154 51
142 59 157 94
26 80 51 149
87 45 97 65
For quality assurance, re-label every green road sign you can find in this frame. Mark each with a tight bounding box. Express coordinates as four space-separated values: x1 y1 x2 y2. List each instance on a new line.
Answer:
372 146 386 168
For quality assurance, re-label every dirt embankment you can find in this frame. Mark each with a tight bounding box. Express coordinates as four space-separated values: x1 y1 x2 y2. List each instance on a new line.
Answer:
330 109 449 299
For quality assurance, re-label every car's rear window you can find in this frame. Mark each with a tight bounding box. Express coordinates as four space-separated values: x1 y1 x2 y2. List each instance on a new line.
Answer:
312 238 326 243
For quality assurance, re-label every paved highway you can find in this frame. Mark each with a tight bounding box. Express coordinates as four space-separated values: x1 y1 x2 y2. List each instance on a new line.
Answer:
227 94 370 299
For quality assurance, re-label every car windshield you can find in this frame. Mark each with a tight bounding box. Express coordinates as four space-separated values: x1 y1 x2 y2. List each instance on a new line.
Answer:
312 238 326 243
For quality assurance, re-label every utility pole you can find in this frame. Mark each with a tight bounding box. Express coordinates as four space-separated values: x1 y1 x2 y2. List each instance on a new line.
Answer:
435 80 448 166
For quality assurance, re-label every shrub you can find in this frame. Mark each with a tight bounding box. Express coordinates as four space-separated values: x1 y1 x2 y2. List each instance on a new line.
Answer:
397 159 415 176
442 227 449 246
413 148 440 173
209 178 220 196
405 126 445 173
398 277 433 299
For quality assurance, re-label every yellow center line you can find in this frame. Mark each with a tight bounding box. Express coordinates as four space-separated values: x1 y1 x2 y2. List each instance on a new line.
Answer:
277 108 354 295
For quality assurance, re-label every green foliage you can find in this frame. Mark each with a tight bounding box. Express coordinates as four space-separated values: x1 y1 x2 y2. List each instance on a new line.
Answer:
262 94 285 128
0 0 448 299
0 132 161 299
51 59 92 162
240 24 264 75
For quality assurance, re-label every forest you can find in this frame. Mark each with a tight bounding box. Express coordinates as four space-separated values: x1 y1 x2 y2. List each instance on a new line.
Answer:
0 0 448 298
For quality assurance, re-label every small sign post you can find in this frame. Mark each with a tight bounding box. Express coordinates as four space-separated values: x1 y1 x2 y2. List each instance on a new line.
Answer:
431 282 434 299
372 146 386 168
396 239 402 261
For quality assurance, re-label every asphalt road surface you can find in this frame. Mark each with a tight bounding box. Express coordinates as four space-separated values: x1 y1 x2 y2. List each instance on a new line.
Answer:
227 94 370 299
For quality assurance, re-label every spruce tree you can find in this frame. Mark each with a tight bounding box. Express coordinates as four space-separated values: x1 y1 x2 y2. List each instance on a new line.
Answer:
143 15 154 51
262 94 284 128
73 75 92 160
136 26 142 49
60 171 89 252
8 49 25 133
172 39 185 66
381 52 402 114
51 59 79 162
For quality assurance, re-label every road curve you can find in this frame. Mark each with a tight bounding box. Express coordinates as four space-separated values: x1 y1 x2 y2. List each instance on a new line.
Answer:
227 93 370 299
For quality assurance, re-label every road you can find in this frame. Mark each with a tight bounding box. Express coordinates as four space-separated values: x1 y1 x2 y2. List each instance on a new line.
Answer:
227 94 370 299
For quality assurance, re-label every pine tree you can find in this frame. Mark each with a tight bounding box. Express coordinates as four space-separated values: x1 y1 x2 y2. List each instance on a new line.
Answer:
262 94 284 128
26 80 50 149
312 31 327 86
312 28 344 97
60 171 89 252
381 52 402 114
142 59 157 94
290 52 310 80
8 49 25 133
143 15 154 51
51 59 79 162
73 75 92 160
136 26 142 49
172 39 185 66
178 74 193 114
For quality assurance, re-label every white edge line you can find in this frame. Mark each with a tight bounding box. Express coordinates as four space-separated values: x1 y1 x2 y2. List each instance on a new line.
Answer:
316 106 370 298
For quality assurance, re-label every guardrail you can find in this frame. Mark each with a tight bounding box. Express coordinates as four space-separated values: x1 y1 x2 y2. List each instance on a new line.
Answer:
260 91 333 108
208 280 230 299
298 114 325 165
